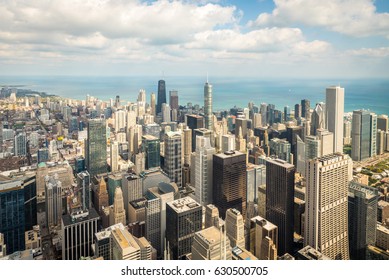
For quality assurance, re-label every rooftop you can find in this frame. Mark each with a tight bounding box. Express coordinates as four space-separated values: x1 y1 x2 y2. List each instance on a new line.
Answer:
142 134 158 141
251 216 277 231
167 197 201 213
62 207 100 227
111 228 139 251
297 245 331 260
215 150 244 159
195 226 222 245
232 246 258 260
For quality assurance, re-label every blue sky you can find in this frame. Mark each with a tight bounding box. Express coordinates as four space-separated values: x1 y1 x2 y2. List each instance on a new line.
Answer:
0 0 388 78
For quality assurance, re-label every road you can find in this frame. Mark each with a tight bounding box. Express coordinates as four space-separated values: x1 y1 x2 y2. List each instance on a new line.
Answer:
353 152 389 169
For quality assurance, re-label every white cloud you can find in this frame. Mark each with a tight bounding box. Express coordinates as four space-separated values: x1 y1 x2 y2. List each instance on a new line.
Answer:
250 0 389 38
346 47 389 57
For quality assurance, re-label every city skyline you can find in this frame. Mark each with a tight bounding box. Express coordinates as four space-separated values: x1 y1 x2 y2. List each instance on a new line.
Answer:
0 0 388 78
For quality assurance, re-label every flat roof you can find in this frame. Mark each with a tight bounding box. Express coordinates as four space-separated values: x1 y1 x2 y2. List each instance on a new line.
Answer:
167 197 201 213
62 207 100 227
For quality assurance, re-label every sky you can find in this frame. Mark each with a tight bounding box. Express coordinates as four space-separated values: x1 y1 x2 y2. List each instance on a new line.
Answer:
0 0 389 78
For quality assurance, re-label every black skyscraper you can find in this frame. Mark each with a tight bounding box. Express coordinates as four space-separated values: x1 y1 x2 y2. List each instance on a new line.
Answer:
266 158 295 256
301 99 310 119
156 80 166 115
213 151 247 219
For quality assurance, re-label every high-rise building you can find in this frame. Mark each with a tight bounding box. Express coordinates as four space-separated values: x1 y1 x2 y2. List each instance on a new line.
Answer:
183 128 192 166
157 80 166 115
111 227 152 260
191 226 232 260
377 129 385 155
213 151 247 219
161 103 171 123
150 93 156 118
377 115 388 132
246 164 266 204
317 128 334 157
204 80 213 131
142 135 160 170
222 134 235 152
225 208 245 248
249 216 278 260
14 132 27 156
311 103 326 135
294 104 301 119
94 223 125 260
326 86 344 153
269 138 291 163
351 110 377 161
166 197 202 260
205 204 220 229
0 176 37 255
145 183 176 258
107 173 122 205
94 177 108 215
61 208 100 260
169 90 178 111
305 153 351 260
86 118 107 176
77 171 91 211
110 187 126 226
348 182 378 260
193 128 213 152
110 141 119 173
122 173 142 218
266 158 294 256
45 174 62 228
163 130 182 189
301 99 310 119
192 136 215 206
344 120 352 145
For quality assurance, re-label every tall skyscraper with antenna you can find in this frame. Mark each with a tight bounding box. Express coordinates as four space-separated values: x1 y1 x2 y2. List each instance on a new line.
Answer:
157 80 166 115
204 77 213 130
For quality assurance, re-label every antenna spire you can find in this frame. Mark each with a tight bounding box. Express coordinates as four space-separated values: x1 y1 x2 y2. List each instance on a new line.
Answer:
206 72 209 83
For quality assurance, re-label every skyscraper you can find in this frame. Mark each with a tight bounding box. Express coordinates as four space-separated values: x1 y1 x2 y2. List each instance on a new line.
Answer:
166 197 202 260
294 104 301 119
77 171 91 211
266 158 295 255
204 80 213 131
192 136 215 206
14 132 27 156
150 93 156 118
86 118 107 176
169 90 178 111
225 208 245 248
213 151 247 219
305 153 351 260
156 80 166 115
348 182 378 260
191 226 232 260
110 187 126 226
45 174 62 228
377 115 388 132
142 135 160 170
311 102 326 135
61 209 100 260
110 141 119 173
351 110 377 161
301 99 310 119
326 86 344 153
249 216 278 260
94 177 108 216
163 130 182 189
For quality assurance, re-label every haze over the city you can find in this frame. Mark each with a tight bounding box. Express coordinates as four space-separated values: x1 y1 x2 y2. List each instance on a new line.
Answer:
1 0 389 78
